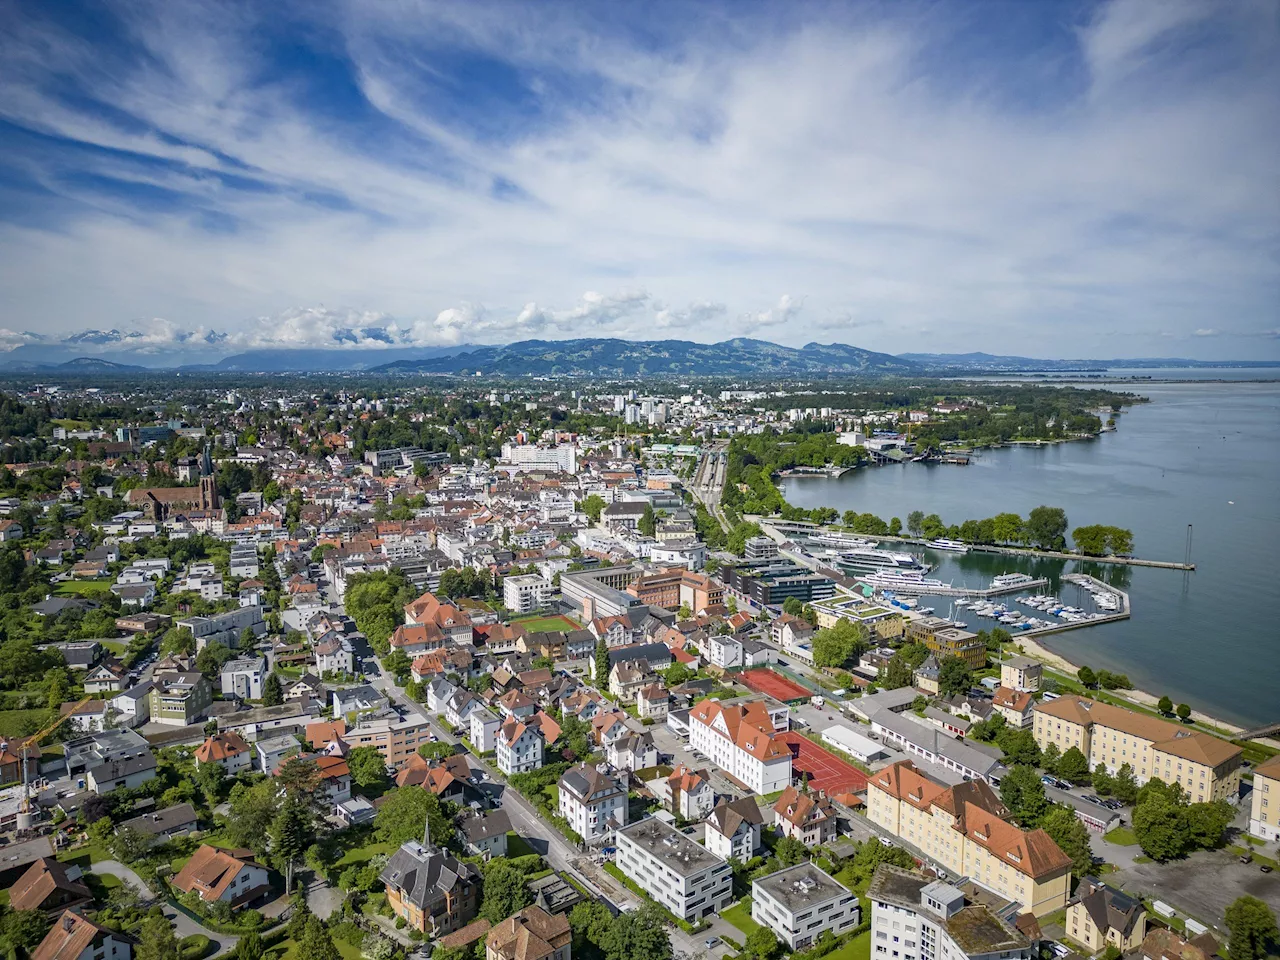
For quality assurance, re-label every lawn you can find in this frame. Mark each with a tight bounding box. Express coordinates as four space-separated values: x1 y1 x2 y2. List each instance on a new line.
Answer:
101 639 129 656
0 708 49 737
721 899 762 937
335 840 395 869
513 613 583 633
54 580 115 598
57 844 111 866
506 833 537 859
824 932 872 960
1103 827 1139 846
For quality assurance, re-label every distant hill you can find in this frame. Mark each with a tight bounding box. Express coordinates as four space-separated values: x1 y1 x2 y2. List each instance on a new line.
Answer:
374 338 921 376
898 352 1280 371
201 345 478 372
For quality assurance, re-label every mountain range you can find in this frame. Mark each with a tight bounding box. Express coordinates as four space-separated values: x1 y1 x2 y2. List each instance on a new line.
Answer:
0 329 1275 375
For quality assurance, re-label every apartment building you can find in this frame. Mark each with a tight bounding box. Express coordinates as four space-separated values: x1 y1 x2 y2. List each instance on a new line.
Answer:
1248 755 1280 842
1065 879 1147 955
1031 696 1242 804
614 818 733 923
557 763 628 845
220 657 266 700
626 568 723 614
497 717 544 775
868 866 1035 960
752 863 861 950
310 711 435 769
178 604 265 651
1000 656 1042 693
866 760 1072 917
905 617 986 671
688 697 792 795
148 671 213 727
503 574 553 614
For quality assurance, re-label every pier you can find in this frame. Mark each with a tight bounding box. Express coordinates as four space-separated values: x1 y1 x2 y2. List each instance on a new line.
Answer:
758 519 1195 570
843 576 1050 598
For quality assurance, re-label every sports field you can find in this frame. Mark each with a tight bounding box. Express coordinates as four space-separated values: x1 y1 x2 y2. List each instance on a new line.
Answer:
777 732 868 796
740 668 811 703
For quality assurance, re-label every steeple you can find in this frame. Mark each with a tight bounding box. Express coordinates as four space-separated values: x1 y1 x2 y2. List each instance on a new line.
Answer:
200 442 214 477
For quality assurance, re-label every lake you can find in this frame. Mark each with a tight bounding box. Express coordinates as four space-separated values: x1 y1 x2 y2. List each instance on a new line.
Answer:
780 379 1280 728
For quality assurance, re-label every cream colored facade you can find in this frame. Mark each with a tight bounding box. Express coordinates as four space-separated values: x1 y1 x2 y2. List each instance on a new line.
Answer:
1249 756 1280 842
866 762 1071 917
1032 696 1242 805
1064 881 1147 955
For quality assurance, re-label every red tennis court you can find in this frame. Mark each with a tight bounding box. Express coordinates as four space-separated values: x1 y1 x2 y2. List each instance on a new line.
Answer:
740 668 811 703
777 732 868 796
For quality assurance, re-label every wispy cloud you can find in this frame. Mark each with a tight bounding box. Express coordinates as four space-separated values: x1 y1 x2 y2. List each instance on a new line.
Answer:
0 0 1275 359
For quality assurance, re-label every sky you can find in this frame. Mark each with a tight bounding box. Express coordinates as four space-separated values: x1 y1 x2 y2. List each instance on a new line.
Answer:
0 0 1276 360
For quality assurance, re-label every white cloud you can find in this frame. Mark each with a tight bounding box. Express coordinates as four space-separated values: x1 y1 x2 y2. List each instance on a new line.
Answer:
1192 328 1220 337
0 0 1274 359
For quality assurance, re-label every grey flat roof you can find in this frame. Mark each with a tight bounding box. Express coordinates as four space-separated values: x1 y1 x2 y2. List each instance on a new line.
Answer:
754 862 852 911
617 817 724 877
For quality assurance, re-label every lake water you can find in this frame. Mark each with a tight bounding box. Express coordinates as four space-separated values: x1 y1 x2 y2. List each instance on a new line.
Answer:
780 379 1280 728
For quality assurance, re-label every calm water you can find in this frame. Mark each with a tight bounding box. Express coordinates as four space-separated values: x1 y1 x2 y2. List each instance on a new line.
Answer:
781 380 1280 728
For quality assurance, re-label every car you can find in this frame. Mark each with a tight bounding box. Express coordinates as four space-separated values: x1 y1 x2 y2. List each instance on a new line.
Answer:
1261 865 1273 874
704 938 720 950
1083 795 1104 805
1041 775 1057 787
1103 799 1124 810
1240 854 1254 864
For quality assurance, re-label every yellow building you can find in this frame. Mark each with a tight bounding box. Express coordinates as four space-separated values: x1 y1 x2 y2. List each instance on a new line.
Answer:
865 760 1072 917
1032 696 1242 804
905 616 986 670
1065 878 1147 955
1249 755 1280 842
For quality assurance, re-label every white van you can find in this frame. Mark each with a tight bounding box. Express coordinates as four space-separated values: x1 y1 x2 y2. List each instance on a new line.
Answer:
811 695 825 707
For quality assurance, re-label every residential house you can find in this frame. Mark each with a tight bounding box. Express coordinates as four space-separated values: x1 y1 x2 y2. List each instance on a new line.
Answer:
1140 929 1222 960
148 671 213 726
485 906 571 960
109 682 153 728
195 732 253 774
332 685 389 719
773 786 838 846
380 840 482 936
458 809 512 860
558 763 628 845
470 708 502 754
753 862 861 950
607 731 658 773
665 765 715 821
83 660 128 695
172 845 271 910
1065 879 1147 956
315 635 355 675
446 689 485 729
220 657 267 701
117 802 199 841
496 718 544 775
60 699 109 734
705 797 764 862
255 734 301 775
8 858 93 915
31 911 133 960
286 674 325 702
635 683 669 721
1000 656 1042 693
993 686 1036 730
608 660 650 703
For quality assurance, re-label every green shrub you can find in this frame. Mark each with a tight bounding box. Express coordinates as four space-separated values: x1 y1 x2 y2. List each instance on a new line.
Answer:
179 935 212 960
395 917 407 930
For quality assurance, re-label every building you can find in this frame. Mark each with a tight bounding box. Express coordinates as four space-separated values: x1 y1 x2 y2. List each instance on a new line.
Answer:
504 574 553 614
1032 695 1243 804
311 712 435 770
1000 656 1042 693
752 862 861 950
500 443 578 474
772 786 837 847
906 617 986 671
743 536 779 561
614 818 732 923
720 559 836 607
194 731 253 774
220 657 266 700
636 683 670 721
315 635 355 675
380 840 482 936
665 765 715 821
867 707 1003 783
470 708 503 754
558 764 628 845
9 858 93 915
992 687 1035 730
31 911 133 960
255 734 301 774
1065 879 1147 955
497 717 544 775
457 810 512 860
866 760 1072 916
1139 929 1222 960
1248 754 1280 842
172 845 271 910
688 697 791 795
117 802 199 841
148 671 213 727
485 906 571 960
626 568 723 614
178 605 265 651
868 865 1035 960
705 797 765 862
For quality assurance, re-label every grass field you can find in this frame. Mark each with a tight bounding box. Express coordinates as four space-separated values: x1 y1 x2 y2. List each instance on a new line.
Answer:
825 932 872 960
514 613 583 632
0 708 49 737
722 899 762 937
506 832 537 859
334 840 394 868
54 580 114 598
1104 827 1139 846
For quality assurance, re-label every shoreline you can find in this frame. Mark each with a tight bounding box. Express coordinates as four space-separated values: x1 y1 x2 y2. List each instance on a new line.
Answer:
1012 634 1277 745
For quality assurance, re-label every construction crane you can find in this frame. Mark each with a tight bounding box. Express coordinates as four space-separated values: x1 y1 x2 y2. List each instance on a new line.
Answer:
0 695 92 829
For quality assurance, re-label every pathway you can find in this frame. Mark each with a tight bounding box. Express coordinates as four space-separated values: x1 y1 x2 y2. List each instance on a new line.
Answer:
90 861 240 956
90 860 156 899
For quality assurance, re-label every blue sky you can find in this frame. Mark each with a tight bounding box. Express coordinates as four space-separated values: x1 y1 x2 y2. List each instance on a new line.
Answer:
0 0 1276 359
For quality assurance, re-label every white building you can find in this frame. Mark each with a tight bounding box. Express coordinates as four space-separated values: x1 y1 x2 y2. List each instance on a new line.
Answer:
499 443 578 474
558 763 628 845
687 697 791 795
469 708 502 754
753 863 861 950
503 573 553 614
705 797 765 863
614 817 733 923
220 657 266 700
496 717 544 775
868 866 1035 960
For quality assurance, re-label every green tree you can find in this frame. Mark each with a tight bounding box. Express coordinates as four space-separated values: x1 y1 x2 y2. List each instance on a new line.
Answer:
1132 794 1190 861
1056 746 1091 784
160 626 197 656
1112 763 1139 805
1225 896 1279 960
271 799 312 892
1157 695 1173 715
194 760 227 806
111 825 154 864
262 672 284 705
638 503 656 538
745 928 783 960
1025 505 1068 550
1076 665 1096 688
287 896 313 943
235 931 265 960
906 511 925 537
375 786 451 848
298 916 340 960
595 637 610 689
1185 800 1234 850
996 727 1041 767
1 910 49 950
811 618 869 669
1040 804 1093 877
600 903 672 960
581 495 606 524
1176 703 1192 722
937 655 973 697
775 836 808 866
226 778 280 855
888 517 902 536
347 746 389 788
1040 742 1061 776
136 915 180 960
1093 764 1115 797
880 654 914 690
480 858 534 923
999 765 1049 827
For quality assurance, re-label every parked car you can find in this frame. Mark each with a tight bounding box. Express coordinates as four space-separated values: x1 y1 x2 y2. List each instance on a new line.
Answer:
1261 865 1273 874
1083 795 1104 805
1103 799 1124 810
704 938 721 950
1240 854 1253 864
